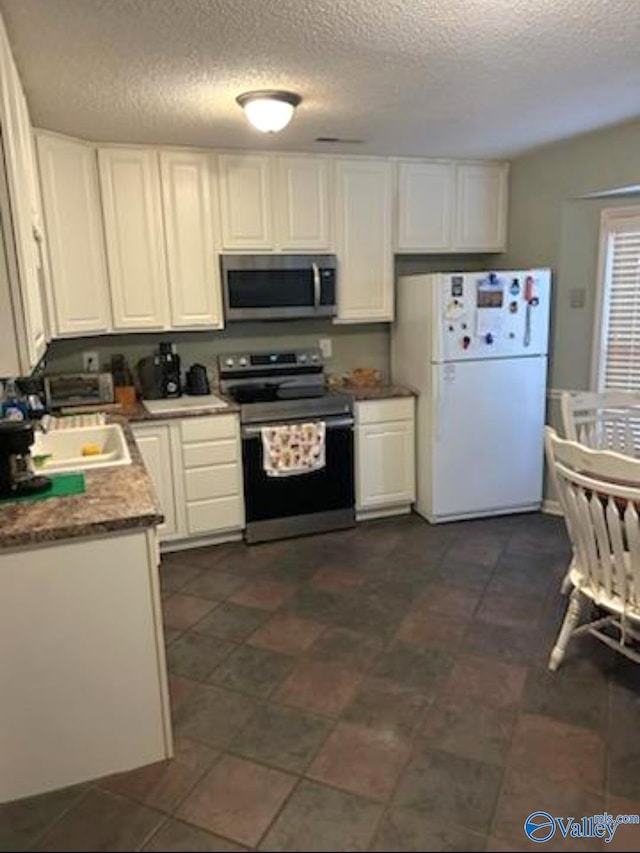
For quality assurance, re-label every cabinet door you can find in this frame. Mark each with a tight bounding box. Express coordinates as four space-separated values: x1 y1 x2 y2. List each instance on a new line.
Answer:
356 420 415 510
396 160 454 251
98 148 168 329
0 27 47 368
37 134 111 335
454 162 508 252
276 155 330 250
160 150 223 328
218 154 273 250
335 159 393 322
133 425 178 540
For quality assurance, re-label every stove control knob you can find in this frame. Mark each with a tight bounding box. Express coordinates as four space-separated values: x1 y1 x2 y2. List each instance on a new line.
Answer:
462 336 471 350
225 358 234 367
485 333 494 345
239 357 248 367
311 354 319 361
299 354 307 363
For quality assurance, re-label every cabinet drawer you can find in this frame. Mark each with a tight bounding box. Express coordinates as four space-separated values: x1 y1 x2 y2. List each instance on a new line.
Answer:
355 397 414 425
184 463 240 502
180 415 237 443
183 440 237 469
187 496 244 535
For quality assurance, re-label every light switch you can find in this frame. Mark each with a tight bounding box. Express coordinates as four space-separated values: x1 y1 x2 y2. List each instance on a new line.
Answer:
569 288 586 309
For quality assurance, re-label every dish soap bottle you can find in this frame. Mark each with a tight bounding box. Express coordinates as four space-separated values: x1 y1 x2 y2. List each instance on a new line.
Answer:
1 379 28 421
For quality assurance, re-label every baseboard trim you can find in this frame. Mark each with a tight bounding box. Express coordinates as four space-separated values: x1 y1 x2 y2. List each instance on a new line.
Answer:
542 499 563 517
356 505 412 522
160 531 243 553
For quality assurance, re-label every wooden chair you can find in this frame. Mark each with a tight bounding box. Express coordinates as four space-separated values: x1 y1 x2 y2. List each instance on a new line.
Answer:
545 426 640 671
560 390 640 455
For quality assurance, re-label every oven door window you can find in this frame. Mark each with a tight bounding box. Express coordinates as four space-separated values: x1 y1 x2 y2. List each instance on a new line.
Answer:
243 424 354 521
227 269 314 309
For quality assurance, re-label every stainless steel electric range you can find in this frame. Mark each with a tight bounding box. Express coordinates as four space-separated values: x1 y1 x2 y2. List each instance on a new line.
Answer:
218 349 355 544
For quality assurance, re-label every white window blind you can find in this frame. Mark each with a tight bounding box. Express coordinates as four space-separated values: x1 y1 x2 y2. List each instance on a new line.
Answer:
599 211 640 391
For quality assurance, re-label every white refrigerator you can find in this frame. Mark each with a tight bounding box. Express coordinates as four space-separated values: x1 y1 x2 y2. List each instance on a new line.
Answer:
391 269 551 523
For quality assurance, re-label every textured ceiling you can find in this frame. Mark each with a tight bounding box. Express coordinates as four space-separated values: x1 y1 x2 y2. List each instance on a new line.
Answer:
1 0 639 158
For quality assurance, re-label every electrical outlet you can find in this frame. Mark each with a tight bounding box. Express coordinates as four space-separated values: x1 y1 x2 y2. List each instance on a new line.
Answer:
319 337 332 359
82 351 100 372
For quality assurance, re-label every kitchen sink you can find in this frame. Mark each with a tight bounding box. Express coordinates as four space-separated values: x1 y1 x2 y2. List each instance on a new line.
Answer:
32 423 132 473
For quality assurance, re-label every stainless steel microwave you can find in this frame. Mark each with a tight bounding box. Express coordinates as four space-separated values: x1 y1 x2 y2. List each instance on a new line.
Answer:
221 254 337 321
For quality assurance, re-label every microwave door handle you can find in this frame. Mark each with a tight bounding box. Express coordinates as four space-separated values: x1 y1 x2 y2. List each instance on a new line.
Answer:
312 263 320 307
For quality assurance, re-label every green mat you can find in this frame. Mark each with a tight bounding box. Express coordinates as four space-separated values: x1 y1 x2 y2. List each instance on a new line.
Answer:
0 472 86 504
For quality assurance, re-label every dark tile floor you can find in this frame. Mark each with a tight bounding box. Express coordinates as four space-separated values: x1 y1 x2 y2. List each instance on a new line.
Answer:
5 512 640 852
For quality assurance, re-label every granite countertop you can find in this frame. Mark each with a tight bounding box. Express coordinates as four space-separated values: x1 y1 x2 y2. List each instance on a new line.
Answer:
0 418 163 551
125 387 414 419
0 385 414 550
337 383 417 401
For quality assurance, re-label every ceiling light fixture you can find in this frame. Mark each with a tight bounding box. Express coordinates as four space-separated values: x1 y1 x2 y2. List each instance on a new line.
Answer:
236 90 301 133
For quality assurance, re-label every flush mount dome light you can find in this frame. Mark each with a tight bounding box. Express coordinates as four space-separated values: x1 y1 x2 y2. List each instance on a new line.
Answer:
236 90 301 133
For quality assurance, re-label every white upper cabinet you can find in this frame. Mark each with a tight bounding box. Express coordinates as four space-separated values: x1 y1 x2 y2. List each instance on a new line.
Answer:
276 155 331 251
218 153 331 252
454 162 508 252
335 158 393 323
218 153 273 250
395 159 509 253
36 133 111 335
160 150 223 329
0 19 48 368
396 160 454 252
98 147 169 330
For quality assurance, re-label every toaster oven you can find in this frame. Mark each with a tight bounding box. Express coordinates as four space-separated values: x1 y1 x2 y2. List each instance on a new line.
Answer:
44 373 115 410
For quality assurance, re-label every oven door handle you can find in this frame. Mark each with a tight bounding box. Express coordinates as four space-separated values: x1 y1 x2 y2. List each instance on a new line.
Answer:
242 415 353 438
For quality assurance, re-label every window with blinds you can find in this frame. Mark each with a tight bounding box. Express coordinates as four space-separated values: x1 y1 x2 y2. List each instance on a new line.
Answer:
596 209 640 391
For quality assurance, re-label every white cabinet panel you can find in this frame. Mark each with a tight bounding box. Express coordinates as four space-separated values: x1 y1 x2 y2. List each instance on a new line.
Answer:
356 421 415 510
454 162 508 252
186 497 244 536
37 134 111 335
276 155 330 250
355 399 415 514
160 151 223 328
184 463 241 502
0 22 47 368
219 154 273 250
396 160 454 252
180 415 237 443
335 158 393 322
133 424 178 540
183 439 237 468
98 148 168 329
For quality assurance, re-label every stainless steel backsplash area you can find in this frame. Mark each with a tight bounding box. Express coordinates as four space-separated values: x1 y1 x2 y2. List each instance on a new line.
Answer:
42 320 391 384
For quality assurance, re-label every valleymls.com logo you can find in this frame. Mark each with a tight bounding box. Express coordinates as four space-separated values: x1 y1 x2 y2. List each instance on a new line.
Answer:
525 811 639 844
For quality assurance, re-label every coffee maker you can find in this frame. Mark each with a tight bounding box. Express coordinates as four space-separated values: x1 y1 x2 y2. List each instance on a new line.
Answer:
137 342 182 400
0 421 51 498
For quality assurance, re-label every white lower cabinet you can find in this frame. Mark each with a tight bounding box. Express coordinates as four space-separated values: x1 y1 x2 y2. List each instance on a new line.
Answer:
355 398 415 518
132 424 178 539
0 528 172 802
132 414 244 546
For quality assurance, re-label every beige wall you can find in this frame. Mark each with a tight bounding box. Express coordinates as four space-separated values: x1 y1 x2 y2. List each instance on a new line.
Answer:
504 117 640 392
43 320 391 386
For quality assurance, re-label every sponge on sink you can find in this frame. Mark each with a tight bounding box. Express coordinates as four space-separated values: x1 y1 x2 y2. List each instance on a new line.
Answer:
81 443 102 456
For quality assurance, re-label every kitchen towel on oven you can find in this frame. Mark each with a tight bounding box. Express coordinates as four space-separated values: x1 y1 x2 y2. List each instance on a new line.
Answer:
261 421 326 477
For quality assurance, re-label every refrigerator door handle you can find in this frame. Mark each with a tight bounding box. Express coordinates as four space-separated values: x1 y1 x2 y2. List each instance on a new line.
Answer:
433 367 442 444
